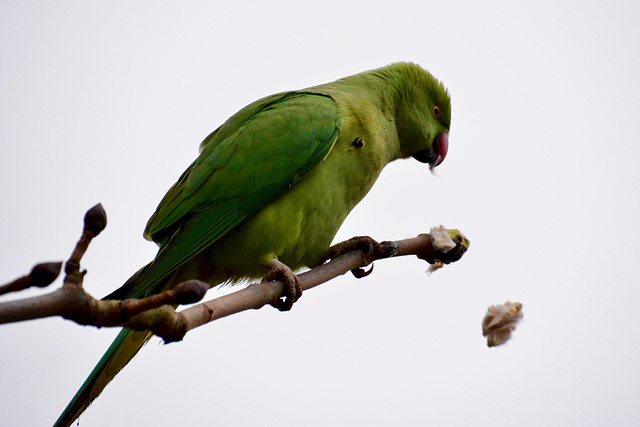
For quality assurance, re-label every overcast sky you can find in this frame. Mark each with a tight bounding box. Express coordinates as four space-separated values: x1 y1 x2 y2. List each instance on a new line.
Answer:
2 1 640 426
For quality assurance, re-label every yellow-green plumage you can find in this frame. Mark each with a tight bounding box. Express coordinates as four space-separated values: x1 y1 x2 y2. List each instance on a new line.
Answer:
55 62 451 427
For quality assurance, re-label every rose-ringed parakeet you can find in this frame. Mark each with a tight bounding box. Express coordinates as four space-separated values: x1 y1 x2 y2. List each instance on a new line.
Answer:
54 62 451 426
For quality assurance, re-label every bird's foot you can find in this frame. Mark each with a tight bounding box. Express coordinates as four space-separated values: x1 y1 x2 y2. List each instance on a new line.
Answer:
321 236 399 279
264 259 302 312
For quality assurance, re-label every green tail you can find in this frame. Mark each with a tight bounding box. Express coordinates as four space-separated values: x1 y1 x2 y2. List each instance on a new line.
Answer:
53 328 153 427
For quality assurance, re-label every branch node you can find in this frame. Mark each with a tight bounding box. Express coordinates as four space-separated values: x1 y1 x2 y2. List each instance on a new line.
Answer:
171 280 209 305
84 203 108 236
29 262 64 288
1 207 471 347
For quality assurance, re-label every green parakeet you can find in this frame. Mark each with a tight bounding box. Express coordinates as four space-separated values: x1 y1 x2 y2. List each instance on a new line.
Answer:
54 62 451 427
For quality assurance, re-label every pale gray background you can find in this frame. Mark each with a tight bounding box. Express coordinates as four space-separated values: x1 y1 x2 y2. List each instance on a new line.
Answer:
1 1 639 426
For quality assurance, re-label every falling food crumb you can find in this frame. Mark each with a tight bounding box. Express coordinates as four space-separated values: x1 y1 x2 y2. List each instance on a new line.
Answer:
482 301 523 347
427 261 445 275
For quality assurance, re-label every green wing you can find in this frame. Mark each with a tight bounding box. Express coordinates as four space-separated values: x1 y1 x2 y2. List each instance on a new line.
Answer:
129 91 339 298
56 93 340 427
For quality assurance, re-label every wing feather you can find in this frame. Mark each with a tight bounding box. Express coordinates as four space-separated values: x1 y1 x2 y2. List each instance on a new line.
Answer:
129 92 338 298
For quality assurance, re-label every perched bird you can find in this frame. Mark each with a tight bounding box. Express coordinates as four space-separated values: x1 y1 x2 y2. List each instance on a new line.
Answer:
54 62 451 426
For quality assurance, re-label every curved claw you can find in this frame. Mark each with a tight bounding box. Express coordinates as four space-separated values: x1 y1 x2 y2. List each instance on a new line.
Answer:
363 244 374 259
264 259 302 312
324 236 399 264
351 264 374 279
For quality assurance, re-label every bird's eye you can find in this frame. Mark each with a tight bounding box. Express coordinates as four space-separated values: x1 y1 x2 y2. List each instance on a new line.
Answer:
432 105 442 119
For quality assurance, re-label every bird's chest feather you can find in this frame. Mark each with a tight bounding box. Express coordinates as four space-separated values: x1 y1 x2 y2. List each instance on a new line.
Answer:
204 130 393 281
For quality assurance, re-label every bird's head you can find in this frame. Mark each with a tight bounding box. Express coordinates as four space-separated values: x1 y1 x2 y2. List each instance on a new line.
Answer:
393 65 451 170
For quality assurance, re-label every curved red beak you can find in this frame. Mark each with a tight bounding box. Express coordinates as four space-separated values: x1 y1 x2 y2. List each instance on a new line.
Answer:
431 132 448 168
410 132 449 168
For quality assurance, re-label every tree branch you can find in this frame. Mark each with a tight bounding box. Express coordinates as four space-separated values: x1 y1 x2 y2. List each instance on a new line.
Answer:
0 204 210 326
0 206 470 344
135 229 470 343
0 262 62 296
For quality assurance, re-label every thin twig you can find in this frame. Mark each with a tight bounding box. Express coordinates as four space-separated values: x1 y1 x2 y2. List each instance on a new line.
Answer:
0 262 62 296
0 204 210 325
124 230 470 343
0 205 470 344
